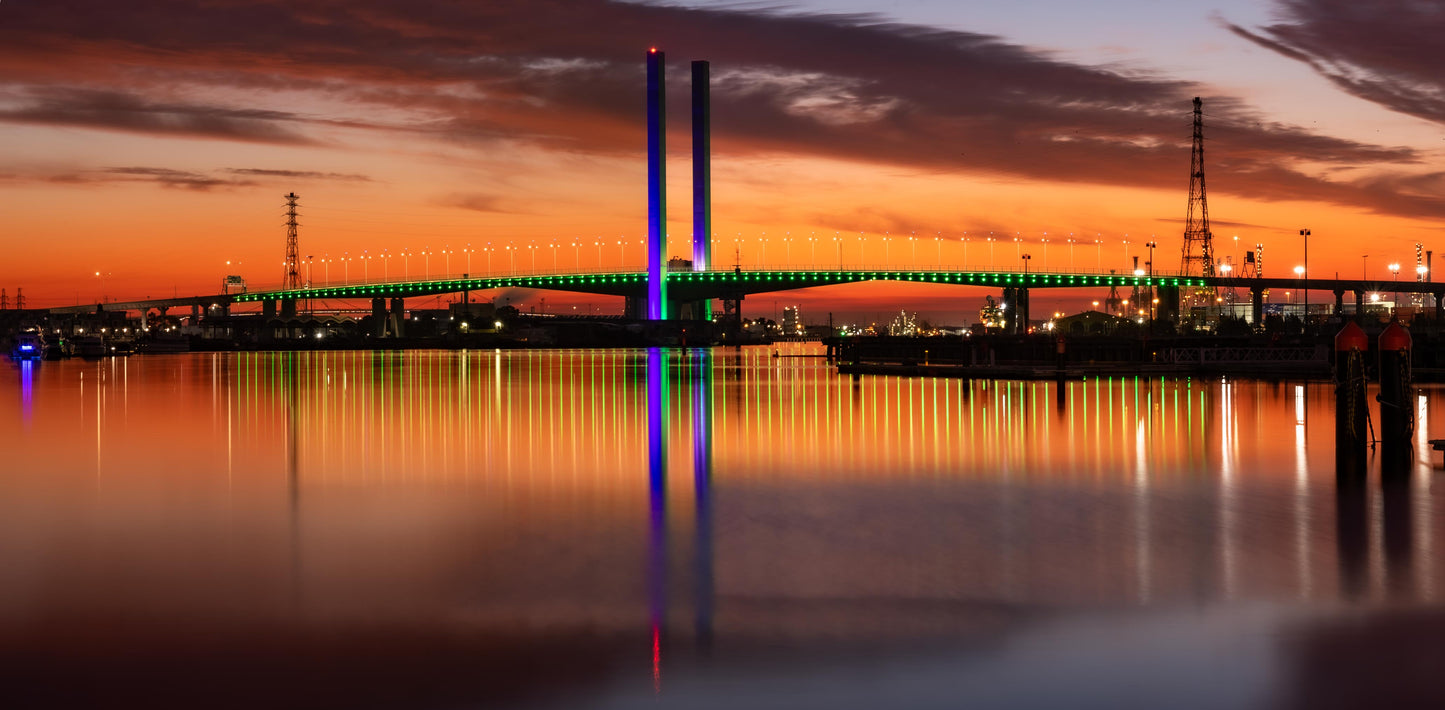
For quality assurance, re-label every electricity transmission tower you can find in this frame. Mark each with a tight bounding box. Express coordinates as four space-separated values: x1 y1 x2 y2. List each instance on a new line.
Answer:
283 193 301 290
1180 97 1215 306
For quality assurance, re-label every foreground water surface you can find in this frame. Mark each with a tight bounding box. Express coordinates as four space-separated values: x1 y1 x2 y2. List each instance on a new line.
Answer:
2 345 1443 708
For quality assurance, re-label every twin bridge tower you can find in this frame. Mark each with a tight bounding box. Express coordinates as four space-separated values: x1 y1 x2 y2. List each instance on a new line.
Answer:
646 48 713 322
640 51 1221 322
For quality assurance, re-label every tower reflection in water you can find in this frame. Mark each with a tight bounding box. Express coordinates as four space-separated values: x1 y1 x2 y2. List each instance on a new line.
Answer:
6 348 1445 707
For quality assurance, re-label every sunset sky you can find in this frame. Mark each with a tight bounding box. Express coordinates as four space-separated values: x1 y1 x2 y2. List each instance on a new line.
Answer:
4 0 1445 321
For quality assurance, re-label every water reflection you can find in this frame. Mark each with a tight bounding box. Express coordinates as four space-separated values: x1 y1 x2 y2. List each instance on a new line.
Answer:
3 348 1445 707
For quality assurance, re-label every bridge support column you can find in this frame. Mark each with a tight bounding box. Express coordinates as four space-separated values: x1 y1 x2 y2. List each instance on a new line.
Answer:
389 298 406 337
1001 287 1018 334
280 298 297 319
371 297 387 338
1334 289 1345 318
625 295 647 319
140 309 149 332
722 296 742 343
1436 292 1443 322
1019 288 1030 334
191 304 201 325
1251 287 1263 327
262 299 277 318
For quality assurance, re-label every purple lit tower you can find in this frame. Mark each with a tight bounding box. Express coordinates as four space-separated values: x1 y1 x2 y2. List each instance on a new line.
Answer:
647 48 668 320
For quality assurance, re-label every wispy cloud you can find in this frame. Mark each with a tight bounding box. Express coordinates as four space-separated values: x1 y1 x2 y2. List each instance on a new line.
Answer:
0 0 1439 217
1225 2 1445 126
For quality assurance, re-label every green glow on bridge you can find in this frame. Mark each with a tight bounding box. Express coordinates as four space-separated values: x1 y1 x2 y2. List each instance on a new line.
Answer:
231 269 1201 302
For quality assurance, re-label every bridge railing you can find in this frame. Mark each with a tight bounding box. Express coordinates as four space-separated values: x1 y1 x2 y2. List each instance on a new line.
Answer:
246 263 1200 294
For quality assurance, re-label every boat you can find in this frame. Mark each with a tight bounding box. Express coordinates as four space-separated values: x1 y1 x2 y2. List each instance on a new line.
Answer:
43 340 69 360
109 338 136 356
139 335 190 354
74 334 107 359
10 331 45 360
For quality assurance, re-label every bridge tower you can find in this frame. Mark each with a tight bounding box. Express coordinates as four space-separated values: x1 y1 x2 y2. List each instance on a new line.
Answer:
646 49 668 320
283 193 301 291
1180 98 1215 306
691 59 713 321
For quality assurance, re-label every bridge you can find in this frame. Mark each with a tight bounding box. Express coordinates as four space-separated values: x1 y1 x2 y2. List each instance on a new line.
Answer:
49 265 1445 334
40 51 1445 332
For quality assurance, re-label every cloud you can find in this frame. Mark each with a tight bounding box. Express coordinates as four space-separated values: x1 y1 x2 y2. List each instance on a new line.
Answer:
9 165 374 191
97 167 255 190
0 0 1440 218
1225 2 1445 126
224 168 372 181
0 87 317 144
439 192 516 214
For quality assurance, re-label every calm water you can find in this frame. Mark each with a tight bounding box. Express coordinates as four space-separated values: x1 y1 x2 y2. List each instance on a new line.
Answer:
2 346 1444 708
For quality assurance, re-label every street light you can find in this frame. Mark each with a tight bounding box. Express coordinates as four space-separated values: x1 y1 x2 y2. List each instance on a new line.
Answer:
1294 265 1305 317
1299 229 1310 326
1145 241 1157 325
1390 262 1401 309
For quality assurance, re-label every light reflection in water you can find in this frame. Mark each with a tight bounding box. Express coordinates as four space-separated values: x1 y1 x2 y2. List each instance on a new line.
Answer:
3 348 1445 706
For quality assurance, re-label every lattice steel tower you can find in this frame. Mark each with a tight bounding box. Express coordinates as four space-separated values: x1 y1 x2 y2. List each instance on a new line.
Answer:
1180 97 1214 280
283 193 301 290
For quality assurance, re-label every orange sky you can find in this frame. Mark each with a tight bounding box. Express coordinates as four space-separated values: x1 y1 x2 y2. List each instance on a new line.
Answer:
4 1 1445 322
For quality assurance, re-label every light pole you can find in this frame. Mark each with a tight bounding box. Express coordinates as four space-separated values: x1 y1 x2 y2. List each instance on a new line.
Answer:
1299 229 1310 326
1145 241 1157 325
1294 265 1306 318
1362 254 1369 281
1390 261 1401 311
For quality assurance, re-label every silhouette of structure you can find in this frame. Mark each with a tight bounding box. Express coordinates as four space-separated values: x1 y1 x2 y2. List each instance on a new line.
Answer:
1181 97 1215 310
283 193 301 291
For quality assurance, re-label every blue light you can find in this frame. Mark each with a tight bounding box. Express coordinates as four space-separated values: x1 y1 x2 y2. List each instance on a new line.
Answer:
18 345 32 351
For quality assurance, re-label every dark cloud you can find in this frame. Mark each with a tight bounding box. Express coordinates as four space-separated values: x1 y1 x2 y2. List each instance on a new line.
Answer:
100 167 255 190
0 1 1439 217
3 165 371 190
0 87 316 144
224 168 372 181
440 192 516 214
1226 2 1445 126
